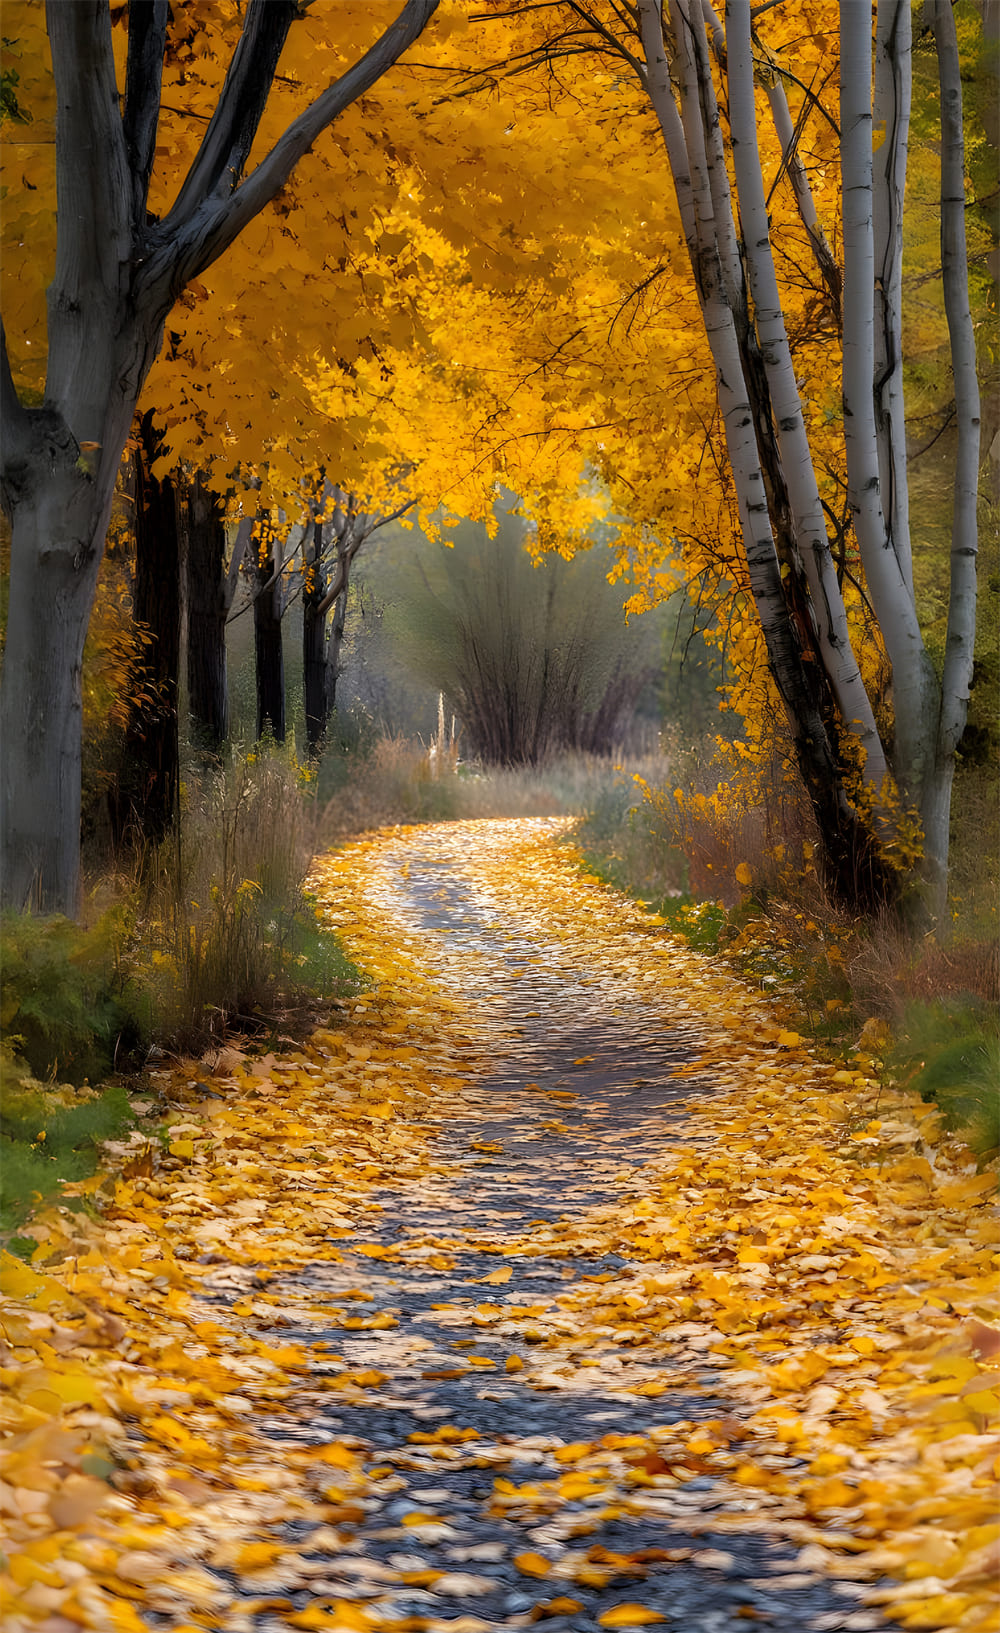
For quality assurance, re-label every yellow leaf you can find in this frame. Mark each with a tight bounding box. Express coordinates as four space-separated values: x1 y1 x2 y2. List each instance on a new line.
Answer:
506 1354 524 1372
735 862 752 886
598 1607 667 1627
514 1550 553 1577
482 1266 513 1284
169 1139 195 1158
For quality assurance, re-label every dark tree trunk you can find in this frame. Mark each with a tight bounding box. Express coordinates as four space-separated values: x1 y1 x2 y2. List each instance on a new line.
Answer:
185 474 230 749
254 556 285 742
115 411 180 848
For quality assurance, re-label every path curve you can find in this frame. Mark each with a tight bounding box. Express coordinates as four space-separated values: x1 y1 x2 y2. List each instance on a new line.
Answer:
228 818 891 1633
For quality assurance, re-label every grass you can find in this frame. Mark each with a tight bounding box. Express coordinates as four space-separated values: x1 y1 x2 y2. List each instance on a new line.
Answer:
0 1051 134 1243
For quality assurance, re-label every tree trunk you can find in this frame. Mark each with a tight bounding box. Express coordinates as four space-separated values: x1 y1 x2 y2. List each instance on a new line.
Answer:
303 594 328 752
0 382 139 911
113 411 180 847
841 4 939 806
186 474 231 750
923 0 982 916
0 474 95 912
303 514 329 752
328 587 349 714
254 544 285 743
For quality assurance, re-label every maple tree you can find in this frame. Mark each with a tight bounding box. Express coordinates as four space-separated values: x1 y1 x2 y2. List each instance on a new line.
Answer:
0 0 439 914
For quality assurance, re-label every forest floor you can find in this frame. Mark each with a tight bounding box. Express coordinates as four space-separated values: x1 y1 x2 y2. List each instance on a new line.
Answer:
1 818 997 1633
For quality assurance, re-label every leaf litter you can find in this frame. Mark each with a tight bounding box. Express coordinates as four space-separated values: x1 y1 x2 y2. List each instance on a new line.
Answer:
1 817 996 1633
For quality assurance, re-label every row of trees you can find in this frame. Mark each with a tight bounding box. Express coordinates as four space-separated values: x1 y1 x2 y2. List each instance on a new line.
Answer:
0 0 990 918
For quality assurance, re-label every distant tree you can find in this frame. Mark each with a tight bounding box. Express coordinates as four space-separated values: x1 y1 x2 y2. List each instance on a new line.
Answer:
393 503 661 766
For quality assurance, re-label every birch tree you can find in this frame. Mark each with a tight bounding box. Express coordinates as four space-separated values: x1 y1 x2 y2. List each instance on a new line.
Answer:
0 0 438 914
472 0 981 916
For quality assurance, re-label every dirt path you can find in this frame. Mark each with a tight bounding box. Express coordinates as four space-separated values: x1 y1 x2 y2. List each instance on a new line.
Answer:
3 819 995 1633
211 820 891 1632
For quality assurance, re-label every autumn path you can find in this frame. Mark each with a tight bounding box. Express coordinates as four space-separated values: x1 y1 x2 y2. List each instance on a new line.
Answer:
4 819 995 1633
193 819 893 1633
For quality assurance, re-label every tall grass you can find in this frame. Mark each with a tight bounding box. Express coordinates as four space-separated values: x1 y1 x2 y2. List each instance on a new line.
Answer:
136 742 363 1048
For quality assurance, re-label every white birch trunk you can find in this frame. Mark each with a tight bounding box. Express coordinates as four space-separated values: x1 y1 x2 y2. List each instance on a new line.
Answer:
873 0 914 600
923 0 982 914
726 0 887 792
638 0 892 906
840 3 938 804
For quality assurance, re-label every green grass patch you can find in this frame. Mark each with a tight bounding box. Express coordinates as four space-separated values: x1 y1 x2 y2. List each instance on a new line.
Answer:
0 1054 134 1237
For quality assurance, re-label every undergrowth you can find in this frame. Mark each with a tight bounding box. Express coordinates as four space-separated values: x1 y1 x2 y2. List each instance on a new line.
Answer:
576 746 999 1159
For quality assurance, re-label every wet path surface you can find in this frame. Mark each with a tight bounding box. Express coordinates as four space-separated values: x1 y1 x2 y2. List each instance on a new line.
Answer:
195 824 887 1633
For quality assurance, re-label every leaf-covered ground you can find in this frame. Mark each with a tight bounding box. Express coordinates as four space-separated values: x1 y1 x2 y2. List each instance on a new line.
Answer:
1 818 997 1633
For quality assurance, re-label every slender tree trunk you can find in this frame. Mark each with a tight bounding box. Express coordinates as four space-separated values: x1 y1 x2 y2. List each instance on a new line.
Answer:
303 607 328 753
327 587 349 715
119 410 180 845
923 0 982 916
254 542 285 743
303 515 329 752
873 0 915 602
841 4 939 807
185 475 231 749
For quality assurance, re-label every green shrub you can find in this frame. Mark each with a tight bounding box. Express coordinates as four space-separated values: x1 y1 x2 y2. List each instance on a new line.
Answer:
0 909 150 1085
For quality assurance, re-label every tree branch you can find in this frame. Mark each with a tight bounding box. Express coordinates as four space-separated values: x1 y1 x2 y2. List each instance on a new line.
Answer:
123 0 169 227
159 0 438 289
45 0 132 422
163 0 298 231
0 317 32 465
